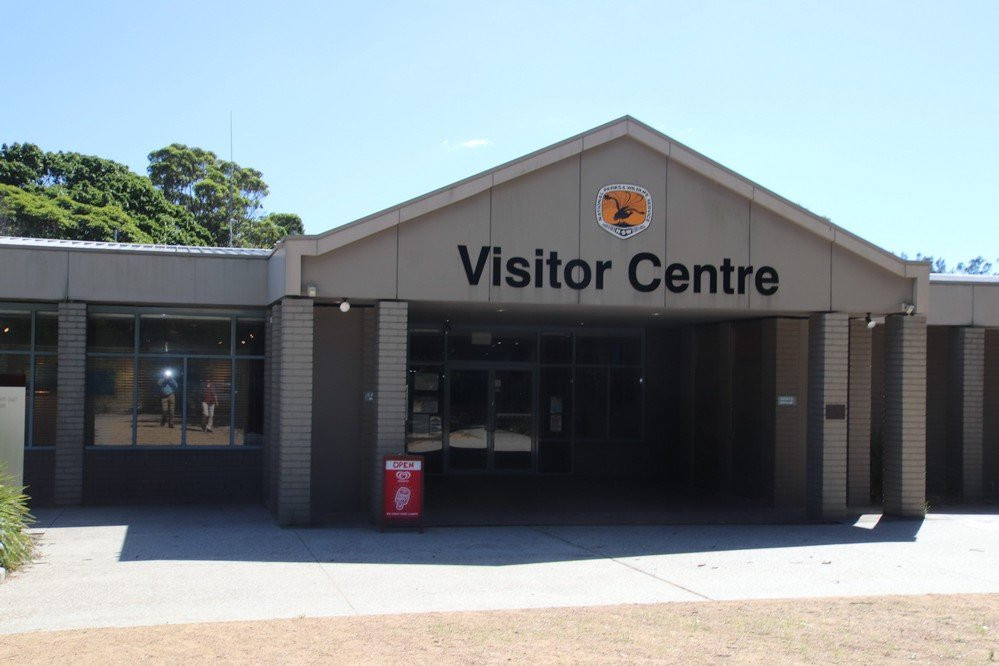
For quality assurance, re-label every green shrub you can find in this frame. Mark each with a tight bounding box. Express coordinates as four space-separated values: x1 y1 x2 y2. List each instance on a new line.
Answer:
0 464 34 572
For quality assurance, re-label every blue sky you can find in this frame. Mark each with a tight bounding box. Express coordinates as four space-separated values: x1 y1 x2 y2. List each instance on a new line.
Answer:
3 1 997 264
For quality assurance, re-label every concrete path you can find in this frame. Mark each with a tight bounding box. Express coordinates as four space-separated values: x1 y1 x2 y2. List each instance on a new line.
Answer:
1 506 998 634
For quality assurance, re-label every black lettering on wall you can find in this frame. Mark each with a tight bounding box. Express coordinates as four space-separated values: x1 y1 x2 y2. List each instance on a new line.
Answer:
458 245 490 285
505 257 531 288
755 266 779 296
664 263 689 293
628 252 661 292
564 259 591 290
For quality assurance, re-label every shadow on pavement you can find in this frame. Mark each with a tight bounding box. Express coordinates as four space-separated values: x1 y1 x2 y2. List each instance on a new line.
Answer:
27 501 947 567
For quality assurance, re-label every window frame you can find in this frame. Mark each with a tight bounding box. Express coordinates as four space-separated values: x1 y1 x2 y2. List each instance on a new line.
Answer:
85 307 266 449
0 304 59 448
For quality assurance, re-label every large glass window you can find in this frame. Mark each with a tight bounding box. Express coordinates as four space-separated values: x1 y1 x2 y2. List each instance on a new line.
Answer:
406 326 643 475
0 308 58 447
85 310 265 447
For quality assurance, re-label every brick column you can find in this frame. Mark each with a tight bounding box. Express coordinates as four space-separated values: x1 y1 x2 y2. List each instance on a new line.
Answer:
848 319 872 507
275 298 313 526
763 318 808 508
884 314 927 517
950 327 985 501
807 313 849 519
369 301 408 521
262 303 279 512
717 323 733 494
679 326 696 487
54 302 86 506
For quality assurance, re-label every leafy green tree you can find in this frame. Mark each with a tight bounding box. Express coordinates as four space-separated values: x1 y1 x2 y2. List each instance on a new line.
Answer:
148 144 272 247
1 142 301 247
240 212 305 248
0 143 209 244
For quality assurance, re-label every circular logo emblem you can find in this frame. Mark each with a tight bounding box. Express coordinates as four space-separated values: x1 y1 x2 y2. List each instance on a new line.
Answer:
596 184 652 239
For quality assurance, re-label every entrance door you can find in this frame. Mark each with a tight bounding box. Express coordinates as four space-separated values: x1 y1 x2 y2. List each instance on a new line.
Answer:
447 368 533 472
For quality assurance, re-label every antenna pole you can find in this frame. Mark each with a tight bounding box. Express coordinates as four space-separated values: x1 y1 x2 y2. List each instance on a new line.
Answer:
229 111 235 247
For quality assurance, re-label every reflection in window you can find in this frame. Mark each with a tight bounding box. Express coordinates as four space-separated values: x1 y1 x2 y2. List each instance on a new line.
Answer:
86 310 266 447
136 359 183 445
235 320 266 356
234 360 264 446
447 331 536 363
186 359 231 446
32 356 58 446
139 315 231 354
85 357 135 446
35 312 59 352
1 310 58 447
0 312 32 351
88 314 135 353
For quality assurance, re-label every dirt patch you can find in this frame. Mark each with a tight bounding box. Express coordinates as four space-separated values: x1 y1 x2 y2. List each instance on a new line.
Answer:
3 594 997 664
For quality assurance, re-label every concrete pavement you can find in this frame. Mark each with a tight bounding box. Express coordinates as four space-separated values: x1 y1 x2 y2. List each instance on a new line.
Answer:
1 505 998 634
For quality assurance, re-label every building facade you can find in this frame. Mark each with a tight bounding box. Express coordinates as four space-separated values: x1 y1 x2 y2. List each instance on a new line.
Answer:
1 117 997 525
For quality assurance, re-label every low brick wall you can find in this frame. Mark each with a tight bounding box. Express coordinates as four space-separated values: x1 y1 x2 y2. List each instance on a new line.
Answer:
83 448 263 505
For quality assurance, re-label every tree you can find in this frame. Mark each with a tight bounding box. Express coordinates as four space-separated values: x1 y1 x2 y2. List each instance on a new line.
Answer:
901 252 999 275
0 142 302 247
0 143 209 244
147 144 273 247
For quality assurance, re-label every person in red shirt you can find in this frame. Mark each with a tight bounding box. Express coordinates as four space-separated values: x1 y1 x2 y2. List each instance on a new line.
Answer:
201 380 219 433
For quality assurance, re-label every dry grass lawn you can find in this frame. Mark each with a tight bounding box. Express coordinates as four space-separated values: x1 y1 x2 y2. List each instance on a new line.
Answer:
2 594 997 664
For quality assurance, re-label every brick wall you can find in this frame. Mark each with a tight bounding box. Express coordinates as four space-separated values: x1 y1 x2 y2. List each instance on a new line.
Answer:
276 298 313 525
925 327 951 495
23 447 55 506
848 319 872 507
83 448 262 504
807 312 849 519
262 304 275 510
268 303 282 512
369 301 407 521
884 314 927 517
54 302 86 505
950 327 985 500
985 329 999 499
360 307 376 514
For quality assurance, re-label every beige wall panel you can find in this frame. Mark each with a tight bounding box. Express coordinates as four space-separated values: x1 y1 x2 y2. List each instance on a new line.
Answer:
490 156 581 305
0 248 69 301
67 252 269 306
749 203 831 312
665 161 751 310
831 245 915 314
973 284 999 327
397 192 491 303
579 138 667 308
301 228 398 300
927 284 973 325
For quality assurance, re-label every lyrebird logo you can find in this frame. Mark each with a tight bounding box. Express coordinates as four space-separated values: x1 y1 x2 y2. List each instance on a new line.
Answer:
596 184 652 239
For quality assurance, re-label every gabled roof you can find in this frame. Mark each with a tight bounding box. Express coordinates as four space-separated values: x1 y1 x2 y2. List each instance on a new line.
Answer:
280 116 927 280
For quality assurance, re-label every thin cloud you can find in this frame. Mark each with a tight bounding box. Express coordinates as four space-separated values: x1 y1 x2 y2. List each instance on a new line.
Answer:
442 138 493 151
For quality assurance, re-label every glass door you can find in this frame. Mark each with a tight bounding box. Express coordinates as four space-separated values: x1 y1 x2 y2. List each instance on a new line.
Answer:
446 367 534 472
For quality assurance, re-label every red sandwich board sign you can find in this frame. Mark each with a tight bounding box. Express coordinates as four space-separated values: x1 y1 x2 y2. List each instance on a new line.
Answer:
382 454 424 532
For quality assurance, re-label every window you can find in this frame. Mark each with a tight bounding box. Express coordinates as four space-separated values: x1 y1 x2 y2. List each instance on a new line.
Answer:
85 310 265 447
0 308 58 447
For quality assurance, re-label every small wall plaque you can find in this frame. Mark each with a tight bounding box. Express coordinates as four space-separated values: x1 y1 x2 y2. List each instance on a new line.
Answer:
777 395 796 407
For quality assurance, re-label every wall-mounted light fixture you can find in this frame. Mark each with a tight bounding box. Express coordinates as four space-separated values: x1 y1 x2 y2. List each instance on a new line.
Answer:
901 302 915 316
306 284 318 298
865 313 876 329
339 299 350 313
